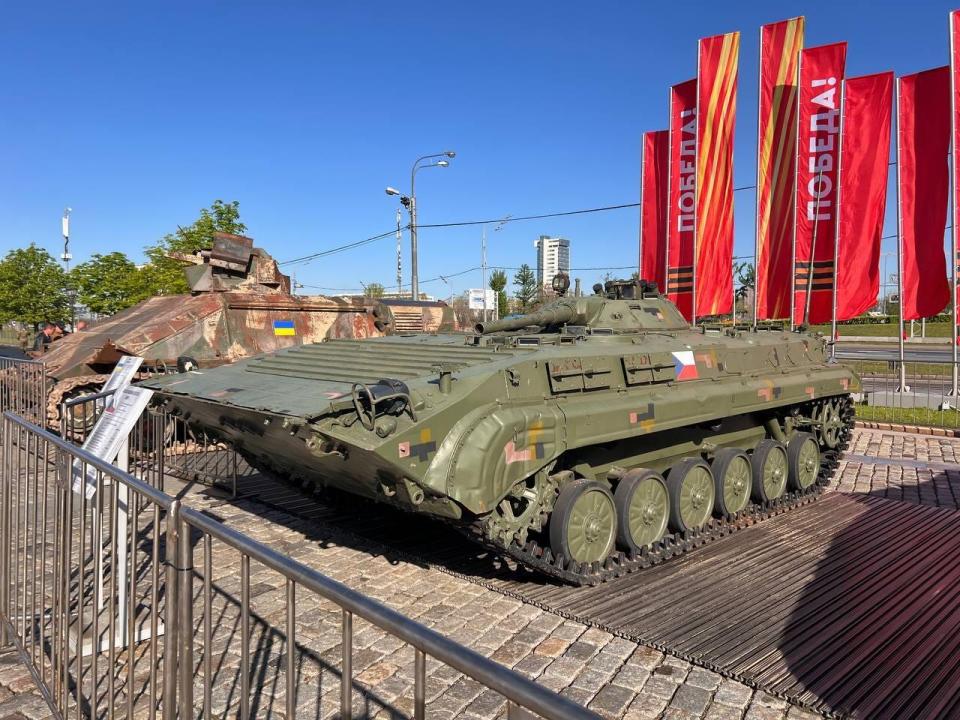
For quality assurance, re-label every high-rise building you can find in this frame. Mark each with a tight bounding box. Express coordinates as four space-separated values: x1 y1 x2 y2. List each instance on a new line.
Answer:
534 235 570 289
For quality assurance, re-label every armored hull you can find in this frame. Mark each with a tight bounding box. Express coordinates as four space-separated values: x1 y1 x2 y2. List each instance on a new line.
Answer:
145 281 859 584
38 231 457 426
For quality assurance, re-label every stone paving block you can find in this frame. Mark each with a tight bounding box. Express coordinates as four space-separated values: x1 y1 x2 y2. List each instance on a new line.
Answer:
628 645 664 671
753 691 787 710
534 636 572 658
625 690 670 719
713 679 753 710
565 640 600 662
670 683 713 716
686 666 723 691
588 683 636 719
572 668 615 692
561 684 598 707
744 705 786 720
640 673 681 701
662 708 705 720
704 702 748 720
785 706 822 720
612 663 651 692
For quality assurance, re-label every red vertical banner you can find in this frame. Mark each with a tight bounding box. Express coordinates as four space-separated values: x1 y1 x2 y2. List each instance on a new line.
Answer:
666 79 697 321
951 11 960 333
898 68 951 321
696 31 739 318
835 72 893 321
755 18 804 320
793 42 846 326
640 130 669 291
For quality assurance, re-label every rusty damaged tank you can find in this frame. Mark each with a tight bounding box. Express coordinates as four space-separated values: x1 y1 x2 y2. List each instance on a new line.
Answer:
143 279 858 585
41 231 457 425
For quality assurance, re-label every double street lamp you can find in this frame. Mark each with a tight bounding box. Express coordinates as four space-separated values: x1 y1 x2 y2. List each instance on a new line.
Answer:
386 150 455 299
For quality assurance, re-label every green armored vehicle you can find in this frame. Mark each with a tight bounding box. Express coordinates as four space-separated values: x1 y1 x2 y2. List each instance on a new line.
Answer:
144 279 857 584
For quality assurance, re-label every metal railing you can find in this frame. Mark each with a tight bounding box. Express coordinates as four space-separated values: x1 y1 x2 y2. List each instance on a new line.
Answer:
0 410 597 720
841 356 960 429
60 391 239 496
0 357 45 427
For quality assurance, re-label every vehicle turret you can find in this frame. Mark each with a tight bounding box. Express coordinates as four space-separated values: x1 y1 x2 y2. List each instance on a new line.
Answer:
476 279 687 335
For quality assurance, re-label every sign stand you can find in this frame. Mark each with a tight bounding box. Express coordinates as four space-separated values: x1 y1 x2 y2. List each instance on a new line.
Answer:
68 382 163 656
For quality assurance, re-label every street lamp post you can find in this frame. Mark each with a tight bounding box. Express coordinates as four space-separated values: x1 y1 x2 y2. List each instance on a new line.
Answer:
387 150 455 300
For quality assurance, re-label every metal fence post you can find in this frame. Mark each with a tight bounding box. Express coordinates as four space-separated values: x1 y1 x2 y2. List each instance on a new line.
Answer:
162 500 180 720
342 610 353 718
0 415 9 647
177 511 194 717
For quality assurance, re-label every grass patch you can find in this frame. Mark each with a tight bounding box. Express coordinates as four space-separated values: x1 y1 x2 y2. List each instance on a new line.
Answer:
811 322 953 338
856 403 960 429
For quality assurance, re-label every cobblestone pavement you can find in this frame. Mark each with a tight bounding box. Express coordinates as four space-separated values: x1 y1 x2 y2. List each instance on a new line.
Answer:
0 649 54 720
7 427 960 720
187 492 824 720
831 428 960 508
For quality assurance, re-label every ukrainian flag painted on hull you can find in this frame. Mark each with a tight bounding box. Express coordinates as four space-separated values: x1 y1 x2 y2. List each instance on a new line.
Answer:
273 320 296 336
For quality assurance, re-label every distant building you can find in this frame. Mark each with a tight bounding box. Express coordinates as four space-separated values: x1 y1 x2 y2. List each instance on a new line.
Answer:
534 235 570 289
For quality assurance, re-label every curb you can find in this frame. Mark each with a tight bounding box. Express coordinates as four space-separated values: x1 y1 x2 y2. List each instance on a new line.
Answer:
855 420 960 437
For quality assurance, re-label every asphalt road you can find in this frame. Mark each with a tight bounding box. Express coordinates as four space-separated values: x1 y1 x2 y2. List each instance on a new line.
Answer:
835 343 959 363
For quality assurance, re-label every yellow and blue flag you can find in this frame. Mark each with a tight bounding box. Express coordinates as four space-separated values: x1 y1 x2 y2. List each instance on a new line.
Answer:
273 320 296 337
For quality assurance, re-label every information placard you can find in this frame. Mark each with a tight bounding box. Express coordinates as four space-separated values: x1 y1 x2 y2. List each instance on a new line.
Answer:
100 356 144 407
71 386 154 498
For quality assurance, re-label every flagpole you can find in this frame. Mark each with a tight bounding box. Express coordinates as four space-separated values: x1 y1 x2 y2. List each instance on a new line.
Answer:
895 78 909 392
693 40 701 327
831 80 846 361
639 136 646 278
753 25 764 329
950 11 959 397
665 88 674 298
791 50 803 331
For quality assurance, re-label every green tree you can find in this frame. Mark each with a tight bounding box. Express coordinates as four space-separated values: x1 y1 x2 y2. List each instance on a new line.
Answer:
364 282 385 299
489 269 508 318
513 264 538 311
71 252 153 315
735 261 755 297
0 245 71 326
143 199 246 295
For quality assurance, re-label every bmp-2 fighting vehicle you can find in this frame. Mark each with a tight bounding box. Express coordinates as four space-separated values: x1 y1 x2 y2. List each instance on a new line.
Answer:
145 279 858 584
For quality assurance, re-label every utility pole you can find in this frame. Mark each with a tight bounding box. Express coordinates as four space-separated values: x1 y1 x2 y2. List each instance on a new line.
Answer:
481 225 488 322
61 208 74 330
396 208 403 295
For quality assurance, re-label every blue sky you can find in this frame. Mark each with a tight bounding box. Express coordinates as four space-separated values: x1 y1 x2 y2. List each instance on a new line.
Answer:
0 1 955 298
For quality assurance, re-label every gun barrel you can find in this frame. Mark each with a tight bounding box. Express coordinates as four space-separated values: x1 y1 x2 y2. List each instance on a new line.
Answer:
475 304 580 334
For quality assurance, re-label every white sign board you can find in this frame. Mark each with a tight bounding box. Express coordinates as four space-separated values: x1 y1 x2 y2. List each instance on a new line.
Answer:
71 386 154 499
100 356 144 407
467 288 496 311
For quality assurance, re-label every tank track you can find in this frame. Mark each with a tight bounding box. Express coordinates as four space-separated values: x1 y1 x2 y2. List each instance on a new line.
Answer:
45 374 109 429
465 395 855 587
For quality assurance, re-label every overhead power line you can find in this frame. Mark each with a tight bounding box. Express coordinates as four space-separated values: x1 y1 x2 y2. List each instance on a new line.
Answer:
280 185 767 267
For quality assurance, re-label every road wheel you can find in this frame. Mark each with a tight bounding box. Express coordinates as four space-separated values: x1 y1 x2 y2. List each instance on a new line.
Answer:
549 480 617 565
711 448 752 516
752 439 788 502
817 399 845 449
614 469 669 553
787 432 821 490
666 458 715 533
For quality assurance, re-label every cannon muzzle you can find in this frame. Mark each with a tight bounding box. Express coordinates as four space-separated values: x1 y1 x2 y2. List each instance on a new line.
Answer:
475 304 583 334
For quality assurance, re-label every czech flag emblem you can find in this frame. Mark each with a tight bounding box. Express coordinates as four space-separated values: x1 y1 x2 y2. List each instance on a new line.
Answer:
273 320 296 337
671 351 699 381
